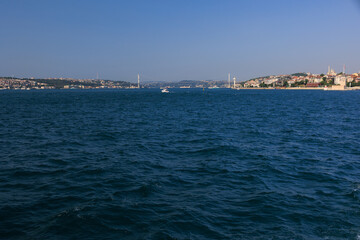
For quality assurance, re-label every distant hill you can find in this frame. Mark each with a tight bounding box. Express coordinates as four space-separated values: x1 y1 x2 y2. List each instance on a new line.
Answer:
0 77 136 89
143 80 228 88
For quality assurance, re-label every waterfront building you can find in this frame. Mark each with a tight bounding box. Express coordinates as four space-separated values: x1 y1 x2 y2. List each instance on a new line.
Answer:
264 78 278 85
311 77 322 83
334 75 347 86
244 79 260 88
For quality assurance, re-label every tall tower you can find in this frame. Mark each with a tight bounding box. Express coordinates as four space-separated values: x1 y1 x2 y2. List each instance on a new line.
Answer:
343 64 346 75
233 76 236 88
137 73 140 88
228 73 231 88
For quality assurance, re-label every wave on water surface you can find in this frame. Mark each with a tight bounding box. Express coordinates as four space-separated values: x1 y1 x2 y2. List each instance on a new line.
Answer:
0 89 360 239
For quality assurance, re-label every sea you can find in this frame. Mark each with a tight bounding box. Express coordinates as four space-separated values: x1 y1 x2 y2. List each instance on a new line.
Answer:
0 89 359 240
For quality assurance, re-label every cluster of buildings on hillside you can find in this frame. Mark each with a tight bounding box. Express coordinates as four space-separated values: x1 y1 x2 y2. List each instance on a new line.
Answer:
242 66 360 89
0 77 137 90
0 78 54 90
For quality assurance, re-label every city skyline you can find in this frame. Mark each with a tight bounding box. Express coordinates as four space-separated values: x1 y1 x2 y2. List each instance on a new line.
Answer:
1 0 360 82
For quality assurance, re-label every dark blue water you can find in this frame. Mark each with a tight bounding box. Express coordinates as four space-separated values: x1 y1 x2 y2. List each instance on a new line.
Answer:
0 89 359 239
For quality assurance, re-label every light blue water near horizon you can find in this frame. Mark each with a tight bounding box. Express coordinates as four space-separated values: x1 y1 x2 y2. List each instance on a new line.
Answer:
0 89 360 239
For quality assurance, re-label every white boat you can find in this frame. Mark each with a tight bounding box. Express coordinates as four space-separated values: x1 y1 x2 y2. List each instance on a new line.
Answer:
161 88 169 93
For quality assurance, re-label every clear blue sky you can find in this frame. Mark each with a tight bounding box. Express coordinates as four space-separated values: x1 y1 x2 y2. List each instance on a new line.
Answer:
1 0 360 82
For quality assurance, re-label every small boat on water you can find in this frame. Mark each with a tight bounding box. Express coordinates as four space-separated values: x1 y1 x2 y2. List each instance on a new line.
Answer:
161 88 169 93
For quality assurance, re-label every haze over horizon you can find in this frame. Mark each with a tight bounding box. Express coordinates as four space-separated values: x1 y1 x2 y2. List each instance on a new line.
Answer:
1 0 360 82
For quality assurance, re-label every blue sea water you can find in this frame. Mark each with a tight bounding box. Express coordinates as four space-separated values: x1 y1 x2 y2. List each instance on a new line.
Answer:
0 89 359 239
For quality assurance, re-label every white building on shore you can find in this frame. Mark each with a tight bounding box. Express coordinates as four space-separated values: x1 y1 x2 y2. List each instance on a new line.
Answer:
334 75 347 86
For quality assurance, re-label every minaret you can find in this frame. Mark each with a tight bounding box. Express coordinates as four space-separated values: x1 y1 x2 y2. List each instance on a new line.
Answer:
228 73 231 88
343 64 346 75
233 76 236 88
328 66 330 75
137 73 140 88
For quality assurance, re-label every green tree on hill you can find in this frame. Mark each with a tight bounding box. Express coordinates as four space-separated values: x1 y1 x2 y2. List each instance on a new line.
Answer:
259 82 267 88
320 77 328 86
291 73 307 77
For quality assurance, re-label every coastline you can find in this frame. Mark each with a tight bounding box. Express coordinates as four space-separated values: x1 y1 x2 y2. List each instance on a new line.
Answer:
235 86 360 91
1 86 360 91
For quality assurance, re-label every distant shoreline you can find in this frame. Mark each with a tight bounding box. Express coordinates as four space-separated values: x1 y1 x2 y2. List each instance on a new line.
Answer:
235 86 360 91
1 86 360 91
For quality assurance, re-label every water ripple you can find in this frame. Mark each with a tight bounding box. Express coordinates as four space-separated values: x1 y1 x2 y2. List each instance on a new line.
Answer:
0 89 360 239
